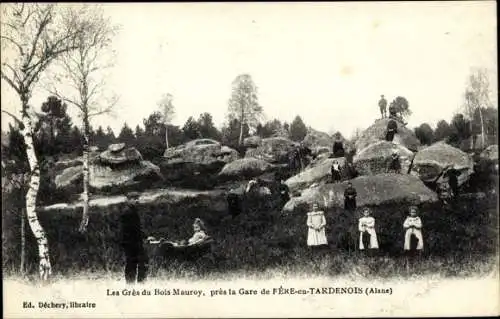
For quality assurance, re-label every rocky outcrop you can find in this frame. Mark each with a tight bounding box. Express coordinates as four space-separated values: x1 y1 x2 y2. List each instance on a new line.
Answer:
353 141 414 175
410 141 474 186
245 137 298 164
218 158 274 180
355 118 420 152
283 173 438 213
163 139 238 165
54 144 164 193
286 157 346 192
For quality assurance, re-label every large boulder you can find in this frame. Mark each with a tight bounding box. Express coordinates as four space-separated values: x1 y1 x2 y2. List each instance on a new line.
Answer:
410 141 474 186
355 118 420 152
302 128 334 150
353 141 414 175
283 173 438 213
243 136 262 148
218 158 274 180
54 146 164 194
163 139 238 165
286 157 346 192
99 143 142 165
480 144 498 163
245 137 299 164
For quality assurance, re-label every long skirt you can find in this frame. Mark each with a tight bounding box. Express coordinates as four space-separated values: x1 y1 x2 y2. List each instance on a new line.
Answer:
386 130 395 142
307 228 328 246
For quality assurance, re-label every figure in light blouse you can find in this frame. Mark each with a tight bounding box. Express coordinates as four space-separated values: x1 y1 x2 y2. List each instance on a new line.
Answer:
358 208 379 250
306 203 328 246
187 218 208 246
403 206 424 250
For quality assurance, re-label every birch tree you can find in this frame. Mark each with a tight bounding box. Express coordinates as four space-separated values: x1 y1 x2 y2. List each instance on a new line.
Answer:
464 68 494 149
227 74 263 145
1 3 86 280
157 93 175 149
48 5 119 233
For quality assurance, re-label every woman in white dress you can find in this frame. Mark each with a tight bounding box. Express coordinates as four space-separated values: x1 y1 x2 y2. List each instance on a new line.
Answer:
306 203 328 247
358 207 379 251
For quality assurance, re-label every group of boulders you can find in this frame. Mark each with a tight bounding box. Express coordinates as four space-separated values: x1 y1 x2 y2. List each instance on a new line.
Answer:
281 116 496 214
48 115 497 213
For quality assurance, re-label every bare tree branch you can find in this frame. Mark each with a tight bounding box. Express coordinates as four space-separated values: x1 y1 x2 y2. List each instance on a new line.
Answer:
0 70 20 93
0 35 24 55
1 110 23 125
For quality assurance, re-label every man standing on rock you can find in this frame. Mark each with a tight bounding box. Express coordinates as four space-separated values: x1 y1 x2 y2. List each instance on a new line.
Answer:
120 192 148 284
378 95 387 118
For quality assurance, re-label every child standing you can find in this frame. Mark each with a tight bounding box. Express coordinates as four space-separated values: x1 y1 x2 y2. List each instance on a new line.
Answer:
306 203 328 247
403 206 424 251
358 207 379 251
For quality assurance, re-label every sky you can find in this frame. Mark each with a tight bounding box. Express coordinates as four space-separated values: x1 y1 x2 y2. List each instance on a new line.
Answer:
1 1 497 138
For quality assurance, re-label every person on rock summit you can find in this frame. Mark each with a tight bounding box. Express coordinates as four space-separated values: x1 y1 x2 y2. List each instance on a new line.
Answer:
386 119 398 142
378 94 388 119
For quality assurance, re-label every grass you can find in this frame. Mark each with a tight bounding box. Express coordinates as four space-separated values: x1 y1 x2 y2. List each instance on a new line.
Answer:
2 182 498 281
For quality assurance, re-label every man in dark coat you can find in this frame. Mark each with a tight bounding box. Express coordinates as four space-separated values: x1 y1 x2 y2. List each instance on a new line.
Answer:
344 182 357 213
378 95 387 118
274 172 290 210
386 119 398 142
227 190 242 217
444 165 460 198
120 192 148 284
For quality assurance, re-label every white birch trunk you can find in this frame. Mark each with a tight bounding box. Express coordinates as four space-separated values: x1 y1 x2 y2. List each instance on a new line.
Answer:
165 124 169 149
21 100 52 280
479 108 486 148
20 209 25 275
79 113 90 233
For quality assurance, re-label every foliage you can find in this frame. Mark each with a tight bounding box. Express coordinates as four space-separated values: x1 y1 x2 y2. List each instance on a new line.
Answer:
447 113 471 147
182 116 200 141
31 96 73 157
117 123 135 145
434 120 452 142
197 113 221 141
227 74 263 145
256 119 285 138
221 118 250 150
389 96 411 120
289 115 307 142
414 123 434 146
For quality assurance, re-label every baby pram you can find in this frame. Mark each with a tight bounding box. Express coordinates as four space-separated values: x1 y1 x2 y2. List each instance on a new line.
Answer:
145 236 216 272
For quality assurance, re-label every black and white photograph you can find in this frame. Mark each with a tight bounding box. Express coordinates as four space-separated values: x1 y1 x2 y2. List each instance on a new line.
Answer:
1 2 498 318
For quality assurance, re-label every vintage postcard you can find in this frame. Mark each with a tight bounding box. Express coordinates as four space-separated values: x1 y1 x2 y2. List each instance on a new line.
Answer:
1 1 498 318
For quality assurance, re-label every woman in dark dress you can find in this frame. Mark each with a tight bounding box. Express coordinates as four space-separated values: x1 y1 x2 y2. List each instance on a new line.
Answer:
344 182 357 213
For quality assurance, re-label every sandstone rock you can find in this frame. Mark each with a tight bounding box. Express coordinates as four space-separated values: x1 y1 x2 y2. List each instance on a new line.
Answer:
355 118 420 152
283 173 438 213
354 141 414 175
411 141 474 186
